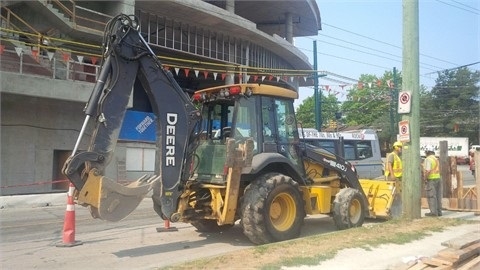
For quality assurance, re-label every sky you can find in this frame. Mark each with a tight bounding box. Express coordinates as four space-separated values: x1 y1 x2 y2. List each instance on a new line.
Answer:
293 0 479 107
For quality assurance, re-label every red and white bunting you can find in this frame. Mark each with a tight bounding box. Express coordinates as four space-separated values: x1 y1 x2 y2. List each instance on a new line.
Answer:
31 49 39 62
15 47 23 56
62 52 70 62
47 51 54 61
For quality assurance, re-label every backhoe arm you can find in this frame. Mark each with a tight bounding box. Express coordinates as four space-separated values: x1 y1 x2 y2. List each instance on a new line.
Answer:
62 14 200 221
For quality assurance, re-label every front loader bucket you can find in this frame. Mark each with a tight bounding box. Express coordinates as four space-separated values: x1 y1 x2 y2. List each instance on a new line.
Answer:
77 169 158 222
359 179 401 219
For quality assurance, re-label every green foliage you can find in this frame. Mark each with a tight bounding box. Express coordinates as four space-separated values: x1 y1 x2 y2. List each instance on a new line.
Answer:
420 67 480 143
343 72 398 123
296 93 340 128
295 67 479 147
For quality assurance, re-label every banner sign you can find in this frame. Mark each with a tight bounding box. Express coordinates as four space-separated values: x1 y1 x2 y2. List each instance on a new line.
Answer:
119 110 156 142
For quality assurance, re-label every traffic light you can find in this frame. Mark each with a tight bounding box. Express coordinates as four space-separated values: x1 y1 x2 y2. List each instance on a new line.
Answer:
329 120 337 129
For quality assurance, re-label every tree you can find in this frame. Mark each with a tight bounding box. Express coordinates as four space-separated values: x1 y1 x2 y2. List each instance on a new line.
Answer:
296 93 340 129
341 71 401 139
420 67 480 144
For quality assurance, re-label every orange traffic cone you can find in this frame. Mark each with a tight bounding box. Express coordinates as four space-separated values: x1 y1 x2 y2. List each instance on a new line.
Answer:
56 183 82 247
156 219 178 232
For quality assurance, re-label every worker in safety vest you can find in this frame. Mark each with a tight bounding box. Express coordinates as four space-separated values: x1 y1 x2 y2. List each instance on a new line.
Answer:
423 146 442 217
385 141 402 181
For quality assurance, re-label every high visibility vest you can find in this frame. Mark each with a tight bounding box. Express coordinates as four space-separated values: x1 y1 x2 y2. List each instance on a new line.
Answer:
426 155 440 180
385 152 402 178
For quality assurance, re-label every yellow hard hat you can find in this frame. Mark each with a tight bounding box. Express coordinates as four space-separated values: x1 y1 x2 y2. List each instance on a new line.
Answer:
393 141 402 148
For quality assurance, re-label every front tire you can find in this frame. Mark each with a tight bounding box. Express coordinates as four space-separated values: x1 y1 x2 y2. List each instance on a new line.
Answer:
241 173 305 245
333 188 366 230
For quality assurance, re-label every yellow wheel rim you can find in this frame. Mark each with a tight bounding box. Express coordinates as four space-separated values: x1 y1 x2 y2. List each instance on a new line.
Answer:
349 198 362 224
269 192 296 231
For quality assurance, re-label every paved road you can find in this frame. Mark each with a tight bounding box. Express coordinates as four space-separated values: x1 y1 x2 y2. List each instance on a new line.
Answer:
0 164 476 269
2 201 478 270
0 198 344 269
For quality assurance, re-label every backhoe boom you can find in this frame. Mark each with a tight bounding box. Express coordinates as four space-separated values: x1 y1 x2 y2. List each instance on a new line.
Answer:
63 14 200 221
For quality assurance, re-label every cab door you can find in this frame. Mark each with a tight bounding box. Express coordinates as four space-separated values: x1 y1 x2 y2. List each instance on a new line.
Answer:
261 96 303 169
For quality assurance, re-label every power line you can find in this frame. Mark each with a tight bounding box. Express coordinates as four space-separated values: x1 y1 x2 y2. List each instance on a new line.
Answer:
322 22 460 67
451 0 480 11
313 36 444 72
324 71 358 82
435 0 480 14
424 61 480 75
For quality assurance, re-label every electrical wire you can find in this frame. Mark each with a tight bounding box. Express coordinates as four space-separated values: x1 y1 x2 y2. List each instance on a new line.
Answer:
435 0 480 14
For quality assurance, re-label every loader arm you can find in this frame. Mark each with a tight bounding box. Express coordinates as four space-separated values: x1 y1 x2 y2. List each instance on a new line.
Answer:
62 14 201 221
303 143 366 197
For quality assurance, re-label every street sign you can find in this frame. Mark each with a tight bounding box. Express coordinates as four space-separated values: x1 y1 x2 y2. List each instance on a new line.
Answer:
398 120 410 142
398 91 411 114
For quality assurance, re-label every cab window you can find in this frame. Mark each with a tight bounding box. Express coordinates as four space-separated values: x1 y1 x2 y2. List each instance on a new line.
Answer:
233 97 258 152
357 141 373 159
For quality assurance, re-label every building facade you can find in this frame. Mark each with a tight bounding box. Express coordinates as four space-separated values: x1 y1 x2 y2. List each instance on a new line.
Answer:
0 0 321 195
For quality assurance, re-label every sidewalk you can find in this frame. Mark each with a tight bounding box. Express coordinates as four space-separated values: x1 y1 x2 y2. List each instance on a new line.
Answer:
0 192 67 209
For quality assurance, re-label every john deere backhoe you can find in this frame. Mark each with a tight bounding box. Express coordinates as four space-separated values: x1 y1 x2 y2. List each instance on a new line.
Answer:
63 14 400 245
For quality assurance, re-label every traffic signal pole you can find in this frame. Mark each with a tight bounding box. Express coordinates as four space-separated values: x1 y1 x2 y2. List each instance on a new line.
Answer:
401 0 421 219
313 40 321 130
312 41 327 131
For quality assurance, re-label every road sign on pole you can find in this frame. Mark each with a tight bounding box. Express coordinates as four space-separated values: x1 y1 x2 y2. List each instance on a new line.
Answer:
398 120 410 142
398 91 412 114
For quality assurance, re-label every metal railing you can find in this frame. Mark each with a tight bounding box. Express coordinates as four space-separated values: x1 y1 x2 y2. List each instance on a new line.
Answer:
1 47 99 83
46 0 111 34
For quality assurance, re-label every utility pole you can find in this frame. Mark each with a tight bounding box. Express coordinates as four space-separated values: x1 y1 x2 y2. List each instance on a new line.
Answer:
401 0 421 219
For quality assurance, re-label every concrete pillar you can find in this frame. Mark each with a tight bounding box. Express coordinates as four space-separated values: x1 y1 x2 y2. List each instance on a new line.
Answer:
226 0 235 13
224 0 236 85
111 0 135 15
243 43 250 84
285 12 293 43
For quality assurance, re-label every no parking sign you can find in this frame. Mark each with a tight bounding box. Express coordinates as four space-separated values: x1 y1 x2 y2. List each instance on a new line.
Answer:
398 120 410 142
398 91 411 114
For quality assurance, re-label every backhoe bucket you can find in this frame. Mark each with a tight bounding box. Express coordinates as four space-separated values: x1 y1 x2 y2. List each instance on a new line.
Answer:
77 169 157 222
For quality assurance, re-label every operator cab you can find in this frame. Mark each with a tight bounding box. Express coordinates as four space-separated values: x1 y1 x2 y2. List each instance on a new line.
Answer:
191 84 305 184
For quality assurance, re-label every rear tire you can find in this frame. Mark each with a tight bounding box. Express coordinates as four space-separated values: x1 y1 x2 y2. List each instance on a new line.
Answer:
241 173 305 245
333 188 366 230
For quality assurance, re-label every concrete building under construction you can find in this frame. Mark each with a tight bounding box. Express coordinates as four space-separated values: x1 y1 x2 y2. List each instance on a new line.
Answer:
0 0 321 195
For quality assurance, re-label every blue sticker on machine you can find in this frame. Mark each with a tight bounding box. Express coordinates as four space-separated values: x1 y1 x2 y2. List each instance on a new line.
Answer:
119 110 156 142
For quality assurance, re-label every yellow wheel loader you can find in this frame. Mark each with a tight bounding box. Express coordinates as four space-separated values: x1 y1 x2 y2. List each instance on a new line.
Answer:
63 14 400 245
